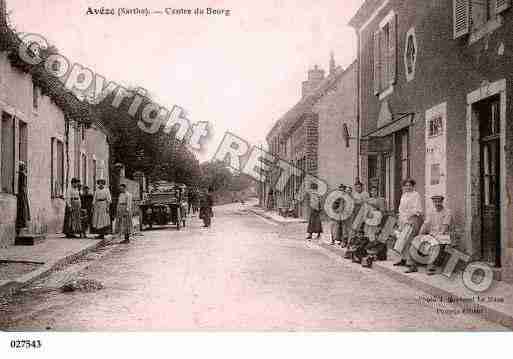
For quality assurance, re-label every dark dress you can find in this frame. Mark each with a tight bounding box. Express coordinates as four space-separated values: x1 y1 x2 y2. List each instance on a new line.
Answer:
81 193 94 232
199 194 214 227
16 170 31 230
306 193 323 234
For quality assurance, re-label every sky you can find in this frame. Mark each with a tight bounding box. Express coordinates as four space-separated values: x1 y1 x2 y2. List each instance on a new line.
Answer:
9 0 364 162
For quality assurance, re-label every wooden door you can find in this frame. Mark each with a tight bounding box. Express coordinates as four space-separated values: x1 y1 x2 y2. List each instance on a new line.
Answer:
479 97 501 267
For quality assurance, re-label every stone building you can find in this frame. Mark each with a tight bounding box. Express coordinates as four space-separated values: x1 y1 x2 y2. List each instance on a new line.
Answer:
349 0 513 281
265 55 358 218
0 18 111 247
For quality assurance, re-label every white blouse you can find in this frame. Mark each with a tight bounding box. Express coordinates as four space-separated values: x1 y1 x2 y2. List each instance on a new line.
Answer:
398 190 423 225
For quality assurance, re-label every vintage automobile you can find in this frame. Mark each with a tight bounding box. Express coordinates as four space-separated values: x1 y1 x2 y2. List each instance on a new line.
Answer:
138 181 187 230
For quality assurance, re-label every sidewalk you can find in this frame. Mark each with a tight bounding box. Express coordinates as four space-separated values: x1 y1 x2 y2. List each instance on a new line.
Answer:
250 206 513 329
248 206 307 225
0 234 110 297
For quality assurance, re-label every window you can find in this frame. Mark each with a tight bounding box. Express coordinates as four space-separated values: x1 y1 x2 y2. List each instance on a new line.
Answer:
19 120 28 165
81 153 87 187
453 0 510 39
404 28 417 82
92 158 97 190
81 124 86 142
400 131 410 181
368 155 378 182
1 113 15 193
51 138 64 198
384 155 394 211
428 116 444 137
430 163 441 185
32 83 39 111
373 11 397 95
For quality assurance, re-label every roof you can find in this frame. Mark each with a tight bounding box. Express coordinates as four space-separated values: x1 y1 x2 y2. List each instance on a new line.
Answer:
266 61 356 142
348 0 383 29
0 23 94 125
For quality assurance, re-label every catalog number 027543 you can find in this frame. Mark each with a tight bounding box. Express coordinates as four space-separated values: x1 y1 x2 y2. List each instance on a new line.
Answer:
10 340 42 349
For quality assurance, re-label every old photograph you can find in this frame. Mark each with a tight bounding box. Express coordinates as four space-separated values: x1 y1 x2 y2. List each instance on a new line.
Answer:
1 0 512 354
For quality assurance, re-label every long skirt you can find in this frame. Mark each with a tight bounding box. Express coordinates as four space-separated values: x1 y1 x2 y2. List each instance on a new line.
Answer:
16 192 31 230
116 204 133 235
63 200 82 235
307 209 323 234
92 201 111 233
331 220 343 242
199 207 213 226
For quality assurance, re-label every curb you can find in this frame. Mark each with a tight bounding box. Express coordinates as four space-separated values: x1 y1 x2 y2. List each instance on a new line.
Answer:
309 240 513 330
0 238 108 298
248 208 307 226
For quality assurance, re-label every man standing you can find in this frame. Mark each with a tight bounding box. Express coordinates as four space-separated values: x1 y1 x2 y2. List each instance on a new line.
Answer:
418 195 452 275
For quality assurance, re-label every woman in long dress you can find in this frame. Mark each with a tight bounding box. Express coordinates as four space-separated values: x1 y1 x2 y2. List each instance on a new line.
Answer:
116 183 133 243
350 181 369 237
64 178 82 238
92 179 111 239
199 187 214 227
306 183 323 240
330 184 346 245
16 162 31 234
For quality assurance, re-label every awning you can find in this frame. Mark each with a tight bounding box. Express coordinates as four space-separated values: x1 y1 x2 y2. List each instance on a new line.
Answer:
362 113 415 139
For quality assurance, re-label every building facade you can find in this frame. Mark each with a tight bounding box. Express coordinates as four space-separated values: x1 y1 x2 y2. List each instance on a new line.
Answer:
349 0 513 281
265 55 358 218
0 33 111 248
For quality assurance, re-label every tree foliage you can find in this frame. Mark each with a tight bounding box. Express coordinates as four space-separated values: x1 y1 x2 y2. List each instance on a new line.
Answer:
199 160 255 192
92 87 201 187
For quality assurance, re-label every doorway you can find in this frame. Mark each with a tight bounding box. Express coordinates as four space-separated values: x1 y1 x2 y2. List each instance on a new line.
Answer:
477 96 501 267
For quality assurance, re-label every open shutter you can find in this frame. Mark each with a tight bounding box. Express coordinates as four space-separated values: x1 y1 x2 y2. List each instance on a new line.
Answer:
373 30 381 95
13 117 19 195
453 0 470 39
389 14 397 85
496 0 510 13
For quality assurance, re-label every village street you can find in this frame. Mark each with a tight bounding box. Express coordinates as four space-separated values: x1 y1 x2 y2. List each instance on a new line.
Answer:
0 203 507 331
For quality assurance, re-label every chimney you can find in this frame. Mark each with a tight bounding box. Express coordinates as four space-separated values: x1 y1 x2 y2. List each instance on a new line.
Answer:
301 64 325 98
329 52 336 76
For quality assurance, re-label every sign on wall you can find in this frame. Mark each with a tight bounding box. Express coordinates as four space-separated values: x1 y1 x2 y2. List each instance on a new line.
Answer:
425 102 447 214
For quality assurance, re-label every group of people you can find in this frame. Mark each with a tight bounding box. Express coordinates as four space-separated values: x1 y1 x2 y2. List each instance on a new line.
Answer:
63 178 134 243
306 178 452 274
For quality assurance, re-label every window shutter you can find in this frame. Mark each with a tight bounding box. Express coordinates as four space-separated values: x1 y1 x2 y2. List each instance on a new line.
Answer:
13 118 19 195
496 0 510 13
453 0 470 39
380 29 387 90
373 30 381 95
389 14 397 85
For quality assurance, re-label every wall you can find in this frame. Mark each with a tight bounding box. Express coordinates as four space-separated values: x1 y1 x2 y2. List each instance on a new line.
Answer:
356 0 513 279
314 63 358 191
0 51 66 246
